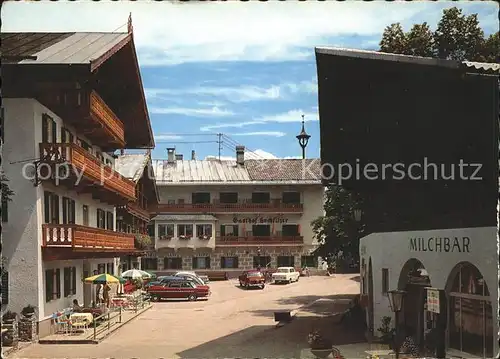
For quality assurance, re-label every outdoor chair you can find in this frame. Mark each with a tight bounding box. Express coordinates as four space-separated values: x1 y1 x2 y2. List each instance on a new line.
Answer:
52 313 70 334
70 316 89 332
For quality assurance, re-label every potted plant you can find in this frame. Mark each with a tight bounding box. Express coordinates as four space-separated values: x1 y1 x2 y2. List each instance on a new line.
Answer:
21 305 37 318
2 310 18 324
307 329 333 358
376 316 396 348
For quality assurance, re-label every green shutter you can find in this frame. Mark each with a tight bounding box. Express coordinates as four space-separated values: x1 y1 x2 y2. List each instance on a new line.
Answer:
192 257 198 269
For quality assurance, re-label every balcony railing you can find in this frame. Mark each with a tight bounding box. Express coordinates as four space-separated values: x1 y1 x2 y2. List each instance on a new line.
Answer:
215 236 304 246
152 200 303 214
42 224 136 251
39 143 136 202
156 237 215 250
89 91 125 147
126 202 151 221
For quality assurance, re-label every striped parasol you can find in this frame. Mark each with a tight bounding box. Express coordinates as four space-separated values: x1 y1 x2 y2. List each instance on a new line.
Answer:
84 273 125 284
121 269 152 279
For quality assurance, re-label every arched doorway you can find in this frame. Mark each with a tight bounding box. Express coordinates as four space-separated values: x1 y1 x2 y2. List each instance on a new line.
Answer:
445 262 493 358
398 258 431 348
368 257 374 334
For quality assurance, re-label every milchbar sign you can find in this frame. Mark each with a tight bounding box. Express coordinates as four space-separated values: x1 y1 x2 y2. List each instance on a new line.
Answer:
233 217 289 224
409 237 470 253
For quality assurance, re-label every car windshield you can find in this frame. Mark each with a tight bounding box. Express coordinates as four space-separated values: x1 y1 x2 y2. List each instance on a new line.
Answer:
277 268 289 273
248 272 262 277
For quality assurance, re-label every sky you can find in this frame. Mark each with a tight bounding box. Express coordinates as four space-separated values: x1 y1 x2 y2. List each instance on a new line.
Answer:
3 0 498 160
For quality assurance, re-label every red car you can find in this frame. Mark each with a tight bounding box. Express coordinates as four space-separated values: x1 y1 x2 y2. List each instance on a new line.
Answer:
238 270 265 289
148 279 211 301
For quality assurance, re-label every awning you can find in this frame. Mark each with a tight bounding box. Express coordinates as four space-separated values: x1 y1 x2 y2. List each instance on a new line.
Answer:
151 214 217 221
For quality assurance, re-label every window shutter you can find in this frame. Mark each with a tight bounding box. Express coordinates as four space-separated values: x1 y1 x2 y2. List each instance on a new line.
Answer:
234 225 239 236
51 119 57 143
192 257 198 269
62 198 68 224
221 257 226 268
44 192 50 223
45 269 52 302
61 127 66 143
53 195 60 223
63 267 70 297
70 200 75 224
97 209 101 227
42 114 48 143
1 271 9 305
71 267 76 295
220 226 225 237
206 257 211 269
55 268 61 298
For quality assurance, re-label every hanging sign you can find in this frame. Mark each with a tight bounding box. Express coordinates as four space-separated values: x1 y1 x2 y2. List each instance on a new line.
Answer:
426 288 440 314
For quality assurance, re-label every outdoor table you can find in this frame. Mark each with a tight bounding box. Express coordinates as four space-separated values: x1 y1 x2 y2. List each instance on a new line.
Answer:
70 312 93 324
365 349 395 358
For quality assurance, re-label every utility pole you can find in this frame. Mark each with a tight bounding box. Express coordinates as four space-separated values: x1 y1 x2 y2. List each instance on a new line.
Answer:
217 133 222 161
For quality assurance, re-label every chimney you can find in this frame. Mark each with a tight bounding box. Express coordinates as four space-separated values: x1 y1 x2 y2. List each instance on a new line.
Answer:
167 147 175 163
236 145 245 165
175 154 183 161
191 150 196 160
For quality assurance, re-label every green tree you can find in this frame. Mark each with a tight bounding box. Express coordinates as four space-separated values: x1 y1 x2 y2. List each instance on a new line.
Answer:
379 6 498 62
311 186 364 262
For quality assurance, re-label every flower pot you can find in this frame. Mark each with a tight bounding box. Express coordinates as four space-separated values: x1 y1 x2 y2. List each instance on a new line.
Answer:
311 348 333 358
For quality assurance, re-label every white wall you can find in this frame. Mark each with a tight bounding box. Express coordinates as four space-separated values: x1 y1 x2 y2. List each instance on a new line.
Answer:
360 226 499 357
3 98 119 319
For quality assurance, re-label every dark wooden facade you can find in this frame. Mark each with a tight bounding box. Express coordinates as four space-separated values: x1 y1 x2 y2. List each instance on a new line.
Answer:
316 49 499 235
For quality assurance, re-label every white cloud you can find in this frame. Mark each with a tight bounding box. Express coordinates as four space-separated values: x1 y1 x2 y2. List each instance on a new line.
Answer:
3 1 495 65
149 106 234 117
205 148 301 161
145 79 316 103
231 131 286 137
200 109 317 132
154 134 183 141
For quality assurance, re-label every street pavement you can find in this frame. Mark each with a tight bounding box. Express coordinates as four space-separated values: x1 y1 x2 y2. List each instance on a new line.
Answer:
10 274 362 359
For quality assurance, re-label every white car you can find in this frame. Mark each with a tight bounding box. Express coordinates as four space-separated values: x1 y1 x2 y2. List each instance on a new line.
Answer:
175 271 209 284
272 267 300 284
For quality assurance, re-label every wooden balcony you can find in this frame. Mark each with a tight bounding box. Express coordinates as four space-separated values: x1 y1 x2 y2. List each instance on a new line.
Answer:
39 143 136 204
38 88 125 150
215 236 304 247
151 200 303 214
125 202 151 222
42 224 136 252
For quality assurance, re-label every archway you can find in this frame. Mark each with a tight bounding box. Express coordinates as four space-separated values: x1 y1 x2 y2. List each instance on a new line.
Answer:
368 257 374 334
445 262 493 358
398 258 431 349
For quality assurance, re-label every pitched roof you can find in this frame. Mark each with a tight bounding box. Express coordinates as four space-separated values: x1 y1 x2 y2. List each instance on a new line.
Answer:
114 153 151 183
1 32 130 66
152 159 322 185
315 47 500 75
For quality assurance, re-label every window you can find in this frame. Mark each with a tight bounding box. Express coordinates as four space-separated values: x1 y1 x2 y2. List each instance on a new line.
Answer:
192 256 211 269
192 192 211 204
82 205 89 226
97 264 105 274
1 198 8 222
169 282 182 288
221 256 239 269
251 192 270 204
61 127 74 144
301 256 317 267
167 199 175 205
277 256 295 267
158 224 174 239
63 267 76 297
253 256 271 268
147 224 155 237
141 258 158 270
219 192 238 204
381 268 389 295
106 211 114 230
1 271 8 305
106 263 114 275
282 224 300 236
221 225 238 237
42 114 57 143
177 199 185 204
78 139 91 152
164 257 182 270
97 209 106 229
196 224 212 238
44 191 60 224
282 191 301 204
62 197 76 224
252 224 270 237
96 151 104 163
177 224 193 238
45 268 61 302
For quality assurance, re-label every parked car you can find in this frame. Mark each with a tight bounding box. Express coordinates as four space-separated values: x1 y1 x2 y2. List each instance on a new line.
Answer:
145 276 190 288
175 271 209 284
238 270 265 289
147 279 211 301
272 267 300 284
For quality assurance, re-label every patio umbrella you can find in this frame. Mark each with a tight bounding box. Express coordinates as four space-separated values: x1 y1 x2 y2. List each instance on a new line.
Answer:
121 269 152 279
84 273 125 284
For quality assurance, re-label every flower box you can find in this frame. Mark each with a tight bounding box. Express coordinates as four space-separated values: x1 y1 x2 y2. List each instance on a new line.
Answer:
198 235 210 240
179 235 192 240
159 235 173 240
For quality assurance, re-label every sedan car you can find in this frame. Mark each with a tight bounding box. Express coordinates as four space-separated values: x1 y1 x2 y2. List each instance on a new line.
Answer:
272 267 300 284
238 270 265 289
175 271 210 284
147 279 211 301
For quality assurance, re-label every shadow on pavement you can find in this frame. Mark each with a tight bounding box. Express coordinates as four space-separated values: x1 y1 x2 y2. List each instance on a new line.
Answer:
177 294 366 359
350 275 361 283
